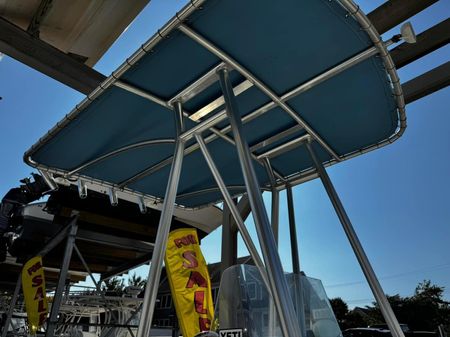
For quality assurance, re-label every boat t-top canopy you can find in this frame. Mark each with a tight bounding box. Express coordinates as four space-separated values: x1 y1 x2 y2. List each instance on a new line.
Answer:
21 1 411 336
24 0 405 210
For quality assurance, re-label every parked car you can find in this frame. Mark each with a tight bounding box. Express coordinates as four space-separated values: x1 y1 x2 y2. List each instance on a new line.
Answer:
344 325 437 337
369 324 410 333
344 328 391 337
368 324 437 337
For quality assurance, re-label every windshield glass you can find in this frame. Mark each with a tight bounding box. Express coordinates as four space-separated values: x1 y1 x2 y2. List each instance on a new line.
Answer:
214 264 342 337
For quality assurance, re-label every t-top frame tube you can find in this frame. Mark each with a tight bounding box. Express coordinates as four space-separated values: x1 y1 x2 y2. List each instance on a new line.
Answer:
220 200 236 273
136 101 186 337
218 67 302 337
262 157 281 337
114 35 396 191
286 184 307 337
194 133 270 292
286 185 300 275
178 24 340 162
305 140 405 337
262 158 280 243
24 0 409 214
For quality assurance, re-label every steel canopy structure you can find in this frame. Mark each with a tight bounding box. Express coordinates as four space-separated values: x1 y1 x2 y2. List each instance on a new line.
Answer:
24 0 405 209
22 0 413 337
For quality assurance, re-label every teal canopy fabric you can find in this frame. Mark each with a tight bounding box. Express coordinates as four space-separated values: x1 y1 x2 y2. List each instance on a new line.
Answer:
26 0 399 208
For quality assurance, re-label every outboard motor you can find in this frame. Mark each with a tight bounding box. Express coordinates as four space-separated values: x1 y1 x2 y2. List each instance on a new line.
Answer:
0 174 48 261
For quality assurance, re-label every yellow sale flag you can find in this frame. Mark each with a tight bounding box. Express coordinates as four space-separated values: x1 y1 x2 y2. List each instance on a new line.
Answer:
22 256 48 334
165 228 214 337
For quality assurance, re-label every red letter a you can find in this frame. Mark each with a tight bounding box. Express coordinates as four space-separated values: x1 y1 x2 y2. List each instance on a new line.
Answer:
186 271 207 288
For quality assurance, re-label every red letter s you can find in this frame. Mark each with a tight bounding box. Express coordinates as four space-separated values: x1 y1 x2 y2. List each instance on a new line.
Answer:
182 251 198 269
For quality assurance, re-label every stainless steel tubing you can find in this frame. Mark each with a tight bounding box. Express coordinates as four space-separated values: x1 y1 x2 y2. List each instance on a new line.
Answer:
136 101 186 337
262 158 280 242
263 157 280 337
220 201 235 273
194 133 271 292
178 24 340 162
286 185 307 336
118 38 397 189
67 139 175 177
271 190 280 243
218 68 302 337
305 140 405 337
286 185 300 274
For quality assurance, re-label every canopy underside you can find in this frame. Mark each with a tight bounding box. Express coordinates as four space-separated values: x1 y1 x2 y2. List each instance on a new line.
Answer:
25 0 402 209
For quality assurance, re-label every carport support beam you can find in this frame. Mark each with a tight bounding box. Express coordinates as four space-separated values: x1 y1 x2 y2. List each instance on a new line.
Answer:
305 140 405 337
137 101 186 337
1 274 21 337
218 67 302 337
46 216 79 337
0 16 106 94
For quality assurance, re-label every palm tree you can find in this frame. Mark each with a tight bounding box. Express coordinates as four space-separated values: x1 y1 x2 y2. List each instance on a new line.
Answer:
128 273 147 289
101 277 125 295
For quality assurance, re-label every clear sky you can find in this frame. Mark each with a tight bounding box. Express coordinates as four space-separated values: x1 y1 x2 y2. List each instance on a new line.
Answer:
0 0 449 309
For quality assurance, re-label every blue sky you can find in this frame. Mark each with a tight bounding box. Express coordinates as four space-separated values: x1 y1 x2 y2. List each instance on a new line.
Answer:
0 0 449 308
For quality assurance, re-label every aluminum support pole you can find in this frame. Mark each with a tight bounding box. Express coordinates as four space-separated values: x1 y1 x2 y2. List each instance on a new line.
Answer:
136 101 186 337
46 216 78 337
305 140 405 337
286 185 307 337
262 158 279 243
218 68 302 337
287 185 300 274
262 157 280 336
195 133 270 292
293 272 307 337
220 201 238 274
1 274 21 337
271 191 280 243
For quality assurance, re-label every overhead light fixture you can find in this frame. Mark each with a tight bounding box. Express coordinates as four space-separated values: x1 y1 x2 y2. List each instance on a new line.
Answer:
401 22 417 44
